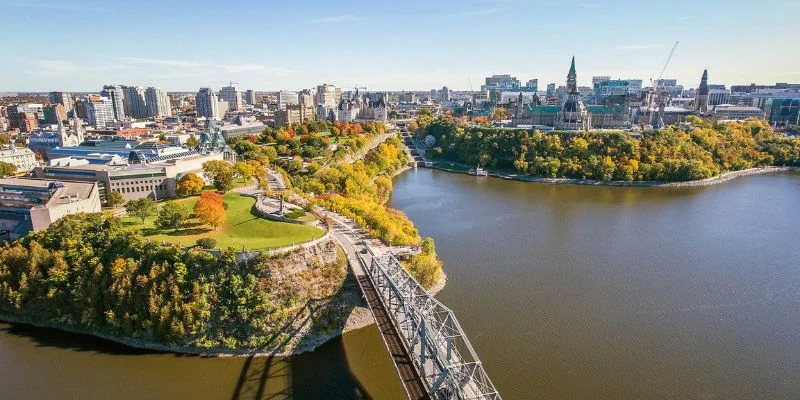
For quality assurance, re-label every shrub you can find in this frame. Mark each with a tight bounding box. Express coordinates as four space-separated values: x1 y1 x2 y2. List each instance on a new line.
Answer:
196 238 217 249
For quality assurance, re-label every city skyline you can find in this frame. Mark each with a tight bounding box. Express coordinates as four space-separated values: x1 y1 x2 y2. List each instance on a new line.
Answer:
2 0 799 91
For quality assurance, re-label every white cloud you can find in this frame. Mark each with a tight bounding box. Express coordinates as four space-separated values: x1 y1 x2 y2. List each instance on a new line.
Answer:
615 44 665 50
310 14 353 24
119 57 210 68
220 64 293 75
31 60 79 76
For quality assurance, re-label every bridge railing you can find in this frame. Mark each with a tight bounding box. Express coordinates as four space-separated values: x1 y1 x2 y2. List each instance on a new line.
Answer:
365 253 501 400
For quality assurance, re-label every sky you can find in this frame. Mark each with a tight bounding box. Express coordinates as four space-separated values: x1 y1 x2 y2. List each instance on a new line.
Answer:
1 0 799 92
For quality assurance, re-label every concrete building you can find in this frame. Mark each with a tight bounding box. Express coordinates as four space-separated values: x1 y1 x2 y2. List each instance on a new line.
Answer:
36 144 228 202
525 79 538 92
277 91 299 109
101 85 127 120
48 91 72 112
43 104 67 124
9 110 38 132
592 76 611 87
315 84 342 109
482 74 521 92
0 178 102 240
709 88 731 106
0 145 37 172
145 87 172 117
196 88 221 119
711 105 765 121
399 92 417 103
440 86 451 102
274 106 304 126
123 86 148 118
219 85 244 111
245 89 257 105
220 117 268 139
85 97 115 128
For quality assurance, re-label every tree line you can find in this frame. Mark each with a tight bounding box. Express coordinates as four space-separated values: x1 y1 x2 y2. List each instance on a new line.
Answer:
0 213 348 350
422 116 800 181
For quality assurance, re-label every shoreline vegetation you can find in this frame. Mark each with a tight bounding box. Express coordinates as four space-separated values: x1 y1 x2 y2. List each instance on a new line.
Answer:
0 121 447 358
427 163 800 187
417 114 800 184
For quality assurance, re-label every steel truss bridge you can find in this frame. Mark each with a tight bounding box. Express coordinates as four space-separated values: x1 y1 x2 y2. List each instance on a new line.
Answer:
354 249 501 400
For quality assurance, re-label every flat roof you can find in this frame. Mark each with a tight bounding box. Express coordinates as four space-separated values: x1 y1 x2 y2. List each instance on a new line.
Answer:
0 177 96 207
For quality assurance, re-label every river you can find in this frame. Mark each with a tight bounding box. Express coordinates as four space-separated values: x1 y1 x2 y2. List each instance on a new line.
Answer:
1 169 799 399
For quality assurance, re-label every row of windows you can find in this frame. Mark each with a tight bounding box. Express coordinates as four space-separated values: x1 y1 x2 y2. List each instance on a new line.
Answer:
111 178 164 187
113 184 165 194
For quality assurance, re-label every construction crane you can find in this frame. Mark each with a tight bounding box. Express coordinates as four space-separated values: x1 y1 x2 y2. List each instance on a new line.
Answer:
649 41 679 128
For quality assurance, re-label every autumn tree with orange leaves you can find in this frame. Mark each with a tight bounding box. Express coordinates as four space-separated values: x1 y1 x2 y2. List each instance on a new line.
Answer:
194 192 226 230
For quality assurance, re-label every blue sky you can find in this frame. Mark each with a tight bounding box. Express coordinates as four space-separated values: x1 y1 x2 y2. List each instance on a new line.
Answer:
1 0 798 92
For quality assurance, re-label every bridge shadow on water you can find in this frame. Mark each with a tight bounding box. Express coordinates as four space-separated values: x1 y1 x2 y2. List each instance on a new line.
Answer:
230 273 375 400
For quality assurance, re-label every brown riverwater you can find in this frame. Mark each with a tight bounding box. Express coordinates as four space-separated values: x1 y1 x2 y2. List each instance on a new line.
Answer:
1 169 799 399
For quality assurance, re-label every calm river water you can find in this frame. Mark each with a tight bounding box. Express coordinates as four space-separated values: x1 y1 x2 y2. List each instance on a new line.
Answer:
1 169 799 399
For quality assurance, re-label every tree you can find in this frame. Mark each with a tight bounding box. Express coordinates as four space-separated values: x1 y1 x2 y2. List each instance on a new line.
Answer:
106 191 124 208
156 201 189 229
202 160 235 192
186 135 199 148
125 198 157 224
408 237 442 289
194 192 226 230
492 107 508 121
234 161 256 183
0 161 16 177
176 173 205 196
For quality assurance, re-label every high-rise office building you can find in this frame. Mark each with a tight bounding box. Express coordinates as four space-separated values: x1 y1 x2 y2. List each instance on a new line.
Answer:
85 97 115 128
145 87 172 117
440 86 451 102
315 84 341 109
278 91 299 109
196 88 221 119
123 86 148 118
245 89 257 105
482 74 521 91
101 85 126 120
219 85 243 111
48 91 72 112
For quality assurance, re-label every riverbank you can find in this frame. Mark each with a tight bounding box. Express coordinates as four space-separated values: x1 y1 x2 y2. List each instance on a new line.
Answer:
427 162 800 187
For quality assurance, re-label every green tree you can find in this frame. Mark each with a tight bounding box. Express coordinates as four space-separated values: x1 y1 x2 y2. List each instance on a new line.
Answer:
176 172 205 196
0 161 16 177
125 198 157 224
106 191 124 208
156 201 189 229
234 161 257 183
186 135 199 148
202 160 236 192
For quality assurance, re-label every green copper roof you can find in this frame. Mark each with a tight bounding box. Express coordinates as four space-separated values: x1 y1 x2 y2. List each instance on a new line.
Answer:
586 105 623 115
526 105 561 114
569 56 576 75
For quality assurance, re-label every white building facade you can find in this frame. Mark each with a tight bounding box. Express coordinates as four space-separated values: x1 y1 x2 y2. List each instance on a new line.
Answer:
145 87 172 117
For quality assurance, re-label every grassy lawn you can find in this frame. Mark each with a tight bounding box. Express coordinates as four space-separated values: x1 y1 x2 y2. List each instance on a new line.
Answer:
123 192 324 250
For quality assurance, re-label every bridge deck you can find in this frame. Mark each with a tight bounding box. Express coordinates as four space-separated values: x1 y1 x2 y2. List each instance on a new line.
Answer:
358 274 430 400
